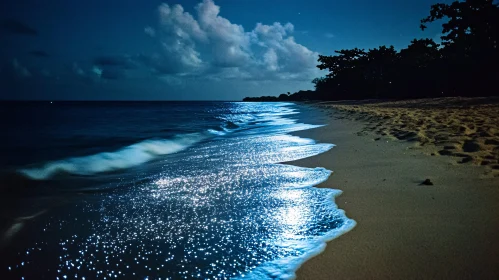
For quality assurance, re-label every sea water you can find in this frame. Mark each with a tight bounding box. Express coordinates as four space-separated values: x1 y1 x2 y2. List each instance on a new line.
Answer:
0 101 355 279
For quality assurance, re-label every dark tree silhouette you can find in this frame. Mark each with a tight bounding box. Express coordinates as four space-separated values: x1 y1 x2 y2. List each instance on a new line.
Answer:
244 0 499 102
420 0 499 96
421 0 499 51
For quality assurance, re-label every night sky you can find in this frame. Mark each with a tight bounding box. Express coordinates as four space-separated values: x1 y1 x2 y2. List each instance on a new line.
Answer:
0 0 446 100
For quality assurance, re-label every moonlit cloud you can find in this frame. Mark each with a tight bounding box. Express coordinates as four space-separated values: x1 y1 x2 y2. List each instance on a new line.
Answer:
1 0 322 100
263 48 279 71
146 0 320 81
252 22 294 44
154 3 206 73
196 0 251 67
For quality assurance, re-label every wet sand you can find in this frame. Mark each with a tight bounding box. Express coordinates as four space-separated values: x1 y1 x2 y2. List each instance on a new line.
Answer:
291 98 499 279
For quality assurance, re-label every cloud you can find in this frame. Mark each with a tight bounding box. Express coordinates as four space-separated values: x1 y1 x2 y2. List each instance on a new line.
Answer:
263 48 278 71
144 26 156 37
1 19 38 36
195 0 251 67
152 3 206 73
90 55 144 81
72 63 85 76
250 22 319 79
145 0 320 81
252 22 294 44
30 50 50 58
325 33 335 39
92 66 103 78
100 69 124 80
94 55 137 69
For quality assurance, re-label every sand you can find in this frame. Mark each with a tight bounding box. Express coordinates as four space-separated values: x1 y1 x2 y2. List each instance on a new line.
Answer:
324 97 499 177
289 98 499 279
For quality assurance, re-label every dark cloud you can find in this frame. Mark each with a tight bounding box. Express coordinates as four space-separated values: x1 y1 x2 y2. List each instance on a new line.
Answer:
135 54 185 75
93 55 137 69
100 69 124 80
30 50 50 58
1 19 38 36
92 55 136 80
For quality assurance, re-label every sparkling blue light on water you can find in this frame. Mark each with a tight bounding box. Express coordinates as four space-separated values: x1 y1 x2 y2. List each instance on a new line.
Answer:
4 102 355 279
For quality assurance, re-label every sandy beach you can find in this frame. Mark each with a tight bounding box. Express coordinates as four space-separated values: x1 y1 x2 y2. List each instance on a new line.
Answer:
292 97 499 279
324 97 499 177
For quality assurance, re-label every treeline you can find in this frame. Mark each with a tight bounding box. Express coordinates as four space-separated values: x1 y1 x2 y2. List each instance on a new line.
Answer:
242 90 317 101
244 0 499 102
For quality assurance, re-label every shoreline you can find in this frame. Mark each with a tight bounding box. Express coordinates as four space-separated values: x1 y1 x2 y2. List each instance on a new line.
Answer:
290 101 499 279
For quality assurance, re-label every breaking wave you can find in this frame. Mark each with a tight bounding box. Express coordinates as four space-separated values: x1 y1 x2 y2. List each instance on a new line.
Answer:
19 133 207 180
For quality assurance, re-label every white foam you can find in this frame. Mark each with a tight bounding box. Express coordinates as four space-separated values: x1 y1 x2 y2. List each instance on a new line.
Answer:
19 133 206 180
207 129 226 136
240 189 356 280
237 163 356 280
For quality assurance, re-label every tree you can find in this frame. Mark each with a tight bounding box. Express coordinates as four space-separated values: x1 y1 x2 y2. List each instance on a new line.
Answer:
312 77 328 90
420 0 499 96
244 0 499 101
399 39 440 68
421 0 499 53
317 48 367 78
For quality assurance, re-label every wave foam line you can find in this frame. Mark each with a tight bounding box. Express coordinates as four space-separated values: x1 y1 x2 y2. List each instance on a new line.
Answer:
19 134 206 180
240 190 356 280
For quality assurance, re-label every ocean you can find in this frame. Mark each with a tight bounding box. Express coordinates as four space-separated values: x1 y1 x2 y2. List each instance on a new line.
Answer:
0 101 355 279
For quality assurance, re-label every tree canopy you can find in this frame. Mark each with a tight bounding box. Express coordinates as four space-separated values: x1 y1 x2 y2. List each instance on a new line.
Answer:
312 0 499 101
245 0 499 102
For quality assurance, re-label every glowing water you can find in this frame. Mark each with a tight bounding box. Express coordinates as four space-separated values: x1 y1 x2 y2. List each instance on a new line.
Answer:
20 134 207 180
4 102 355 279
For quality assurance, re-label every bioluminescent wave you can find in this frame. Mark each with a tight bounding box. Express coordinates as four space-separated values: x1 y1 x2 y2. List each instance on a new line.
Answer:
19 134 207 180
1 102 355 280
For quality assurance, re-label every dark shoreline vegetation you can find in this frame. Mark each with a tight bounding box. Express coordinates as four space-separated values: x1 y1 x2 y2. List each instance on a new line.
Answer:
244 0 499 102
